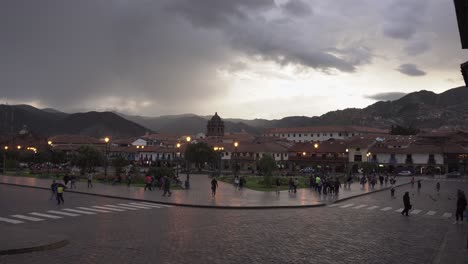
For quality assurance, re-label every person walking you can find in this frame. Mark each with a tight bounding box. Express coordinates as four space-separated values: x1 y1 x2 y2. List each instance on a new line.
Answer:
293 177 299 193
70 174 77 189
316 176 322 195
288 177 294 193
144 174 152 191
63 174 70 187
211 177 218 198
436 182 440 194
379 175 384 186
234 176 240 190
56 183 65 205
162 176 172 197
454 190 467 224
411 176 415 188
276 177 281 195
50 179 58 200
239 176 245 190
401 191 411 216
87 172 93 188
127 174 133 187
334 178 341 195
417 180 422 192
384 175 389 185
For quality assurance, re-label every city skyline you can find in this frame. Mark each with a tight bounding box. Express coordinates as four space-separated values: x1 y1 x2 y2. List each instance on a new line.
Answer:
1 0 466 119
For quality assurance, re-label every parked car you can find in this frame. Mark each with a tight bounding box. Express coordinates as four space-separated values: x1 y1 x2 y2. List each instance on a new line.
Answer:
300 167 315 173
446 171 462 178
397 171 412 176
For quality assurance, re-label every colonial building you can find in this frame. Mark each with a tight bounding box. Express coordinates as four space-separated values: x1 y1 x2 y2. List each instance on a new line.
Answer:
264 126 388 142
206 112 224 137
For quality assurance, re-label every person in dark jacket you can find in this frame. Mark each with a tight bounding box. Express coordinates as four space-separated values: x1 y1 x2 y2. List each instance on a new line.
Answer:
455 190 467 224
162 176 172 197
401 192 411 216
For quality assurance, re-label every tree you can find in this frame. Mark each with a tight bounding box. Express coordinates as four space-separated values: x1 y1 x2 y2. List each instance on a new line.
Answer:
390 125 420 135
111 156 129 177
258 154 277 187
185 142 216 172
71 145 104 175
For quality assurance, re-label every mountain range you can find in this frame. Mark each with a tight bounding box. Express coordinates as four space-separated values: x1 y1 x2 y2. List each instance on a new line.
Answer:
0 86 466 138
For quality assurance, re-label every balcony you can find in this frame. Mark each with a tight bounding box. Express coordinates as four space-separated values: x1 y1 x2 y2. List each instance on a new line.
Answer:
288 156 348 163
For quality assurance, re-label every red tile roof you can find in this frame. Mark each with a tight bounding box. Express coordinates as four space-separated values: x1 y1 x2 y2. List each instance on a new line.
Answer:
266 126 388 134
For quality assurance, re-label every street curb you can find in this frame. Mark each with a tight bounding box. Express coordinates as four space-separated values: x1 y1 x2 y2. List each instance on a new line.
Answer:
0 239 69 256
0 182 326 209
331 180 415 204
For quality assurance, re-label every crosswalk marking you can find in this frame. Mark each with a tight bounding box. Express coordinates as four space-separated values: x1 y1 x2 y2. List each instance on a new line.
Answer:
0 216 24 224
139 202 174 208
442 213 452 218
48 210 80 217
410 209 422 215
63 208 96 215
129 202 161 208
367 206 379 210
353 205 367 209
77 207 112 213
11 214 44 222
340 204 354 208
395 208 404 213
426 211 436 216
92 206 125 212
105 204 138 210
118 203 152 209
380 207 392 211
29 212 63 219
328 203 340 207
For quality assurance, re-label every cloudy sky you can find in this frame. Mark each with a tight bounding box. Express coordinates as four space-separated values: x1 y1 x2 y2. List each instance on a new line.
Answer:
0 0 466 119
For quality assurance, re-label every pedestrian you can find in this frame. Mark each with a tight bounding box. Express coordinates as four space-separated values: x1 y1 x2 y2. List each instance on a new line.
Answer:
50 179 57 200
360 175 366 189
127 174 133 187
334 178 341 195
316 176 322 195
293 177 299 193
234 176 240 190
454 190 467 224
239 176 245 190
310 175 315 190
151 175 156 190
162 176 172 197
56 183 65 205
436 182 440 194
70 174 77 189
417 180 422 191
211 177 218 197
288 177 294 193
411 176 415 188
384 175 389 185
401 191 411 216
276 177 281 195
87 172 93 188
144 174 152 191
63 174 70 187
379 175 384 186
390 187 395 198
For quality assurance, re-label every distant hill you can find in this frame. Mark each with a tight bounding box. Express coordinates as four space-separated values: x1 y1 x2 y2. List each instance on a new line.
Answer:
0 105 151 138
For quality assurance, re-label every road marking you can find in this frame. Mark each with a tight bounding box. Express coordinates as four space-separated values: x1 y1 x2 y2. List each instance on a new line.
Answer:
353 205 367 209
395 208 404 213
29 212 62 219
118 203 152 209
426 211 436 216
63 208 96 215
105 204 138 210
327 203 340 207
11 214 44 222
129 202 161 208
442 213 452 218
340 204 354 208
367 206 379 210
0 217 24 224
92 206 125 212
77 207 112 213
139 202 174 208
47 210 80 217
410 209 422 215
380 207 392 211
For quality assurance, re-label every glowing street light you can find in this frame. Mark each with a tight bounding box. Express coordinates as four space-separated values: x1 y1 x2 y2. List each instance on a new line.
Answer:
185 136 192 189
233 141 239 179
314 143 319 149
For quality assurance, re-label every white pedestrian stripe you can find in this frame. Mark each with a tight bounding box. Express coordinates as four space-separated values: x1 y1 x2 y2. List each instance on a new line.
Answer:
29 212 63 219
139 202 173 208
130 202 161 208
119 203 152 209
327 203 340 207
105 204 138 210
442 213 452 218
48 210 80 217
380 207 392 211
395 208 404 213
426 211 436 216
410 209 422 215
353 205 367 209
77 207 112 213
92 206 125 212
0 216 24 224
11 214 44 222
340 204 354 208
63 208 96 215
367 206 379 210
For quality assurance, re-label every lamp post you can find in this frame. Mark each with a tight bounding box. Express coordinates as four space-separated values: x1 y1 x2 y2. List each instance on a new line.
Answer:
185 136 191 189
47 141 52 177
345 148 349 176
234 141 239 179
3 146 8 175
366 152 371 176
104 137 110 181
176 143 181 178
213 146 224 177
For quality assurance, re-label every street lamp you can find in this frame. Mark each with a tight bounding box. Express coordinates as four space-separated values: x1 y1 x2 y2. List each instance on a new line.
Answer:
176 143 181 177
213 146 224 177
185 136 191 189
233 141 239 179
3 146 8 175
104 137 110 181
47 141 53 177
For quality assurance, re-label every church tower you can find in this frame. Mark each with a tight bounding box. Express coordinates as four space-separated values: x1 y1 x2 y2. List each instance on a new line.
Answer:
206 112 225 137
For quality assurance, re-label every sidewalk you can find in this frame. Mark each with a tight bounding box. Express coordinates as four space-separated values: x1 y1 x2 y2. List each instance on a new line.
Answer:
0 174 412 208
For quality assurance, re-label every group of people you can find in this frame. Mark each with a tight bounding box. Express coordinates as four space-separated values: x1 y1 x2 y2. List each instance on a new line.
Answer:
144 175 173 197
50 179 66 205
233 175 246 191
310 175 341 196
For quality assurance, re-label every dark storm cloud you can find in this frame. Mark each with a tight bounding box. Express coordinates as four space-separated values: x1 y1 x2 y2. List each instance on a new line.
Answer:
396 64 427 76
281 0 312 17
365 92 407 101
404 38 431 56
382 0 428 40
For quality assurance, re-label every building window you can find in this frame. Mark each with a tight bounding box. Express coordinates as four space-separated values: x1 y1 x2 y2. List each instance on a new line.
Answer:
317 133 320 137
310 134 313 137
351 133 355 136
304 134 308 137
299 134 301 137
354 155 362 162
330 133 333 137
288 134 290 137
293 134 296 137
338 133 342 137
323 133 326 136
282 134 285 137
